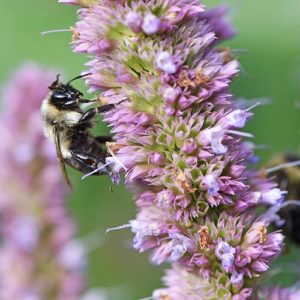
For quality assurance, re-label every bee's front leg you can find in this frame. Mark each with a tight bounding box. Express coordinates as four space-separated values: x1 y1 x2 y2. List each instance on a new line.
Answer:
79 99 127 124
79 104 116 123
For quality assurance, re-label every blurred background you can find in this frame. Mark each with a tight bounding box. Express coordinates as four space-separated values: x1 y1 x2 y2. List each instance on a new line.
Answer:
0 0 299 299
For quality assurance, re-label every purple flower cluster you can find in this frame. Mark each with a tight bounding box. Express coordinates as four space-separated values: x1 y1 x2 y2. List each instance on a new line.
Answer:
0 64 85 300
63 1 285 299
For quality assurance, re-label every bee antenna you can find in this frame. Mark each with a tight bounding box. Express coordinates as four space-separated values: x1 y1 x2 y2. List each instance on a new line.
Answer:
66 73 92 86
49 74 60 90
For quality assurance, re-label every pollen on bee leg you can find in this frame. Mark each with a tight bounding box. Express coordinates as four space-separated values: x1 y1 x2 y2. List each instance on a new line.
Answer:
198 226 212 251
98 96 109 106
100 93 129 106
258 225 267 244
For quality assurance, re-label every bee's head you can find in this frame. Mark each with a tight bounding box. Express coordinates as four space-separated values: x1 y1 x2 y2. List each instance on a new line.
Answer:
49 74 84 109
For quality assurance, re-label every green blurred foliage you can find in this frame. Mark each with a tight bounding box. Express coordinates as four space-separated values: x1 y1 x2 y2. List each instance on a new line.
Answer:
0 0 299 299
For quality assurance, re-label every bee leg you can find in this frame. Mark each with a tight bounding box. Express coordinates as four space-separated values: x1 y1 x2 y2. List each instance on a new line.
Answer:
78 99 98 104
95 135 113 144
79 104 115 123
69 149 120 186
69 150 107 175
79 100 127 123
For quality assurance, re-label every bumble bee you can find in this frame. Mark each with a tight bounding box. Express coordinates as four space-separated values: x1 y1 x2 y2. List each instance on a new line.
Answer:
268 153 300 246
41 74 124 187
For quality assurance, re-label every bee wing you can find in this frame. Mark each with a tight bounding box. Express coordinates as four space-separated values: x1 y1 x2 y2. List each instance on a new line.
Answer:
53 125 72 189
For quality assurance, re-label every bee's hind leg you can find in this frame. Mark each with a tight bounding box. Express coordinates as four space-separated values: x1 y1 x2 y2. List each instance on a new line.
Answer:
68 150 107 177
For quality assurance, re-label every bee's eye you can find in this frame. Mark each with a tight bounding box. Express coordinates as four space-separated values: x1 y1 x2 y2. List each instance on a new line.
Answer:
52 90 70 101
50 84 81 109
51 89 79 109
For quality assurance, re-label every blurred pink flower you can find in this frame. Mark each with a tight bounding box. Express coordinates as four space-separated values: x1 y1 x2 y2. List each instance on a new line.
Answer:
0 63 85 300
